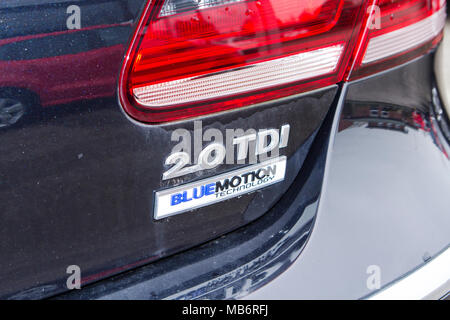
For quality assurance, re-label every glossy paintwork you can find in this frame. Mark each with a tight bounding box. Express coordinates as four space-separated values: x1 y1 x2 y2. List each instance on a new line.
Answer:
1 1 449 300
0 0 335 298
57 53 450 300
55 94 336 299
247 54 450 299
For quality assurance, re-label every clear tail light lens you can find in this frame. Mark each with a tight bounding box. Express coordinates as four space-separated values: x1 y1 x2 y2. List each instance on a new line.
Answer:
349 0 446 79
120 0 368 123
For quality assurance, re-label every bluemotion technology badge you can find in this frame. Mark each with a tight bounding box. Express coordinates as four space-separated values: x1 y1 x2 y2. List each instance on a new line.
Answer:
154 156 287 220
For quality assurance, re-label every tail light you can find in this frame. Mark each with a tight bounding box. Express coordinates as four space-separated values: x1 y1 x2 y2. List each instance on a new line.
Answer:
120 0 369 123
349 0 447 79
119 0 446 124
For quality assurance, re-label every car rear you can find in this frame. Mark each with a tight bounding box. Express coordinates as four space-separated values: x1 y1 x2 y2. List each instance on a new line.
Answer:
0 0 449 299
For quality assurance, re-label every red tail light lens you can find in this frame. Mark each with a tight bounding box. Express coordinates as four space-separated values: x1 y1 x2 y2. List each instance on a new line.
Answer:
349 0 446 79
120 0 446 124
120 0 368 123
